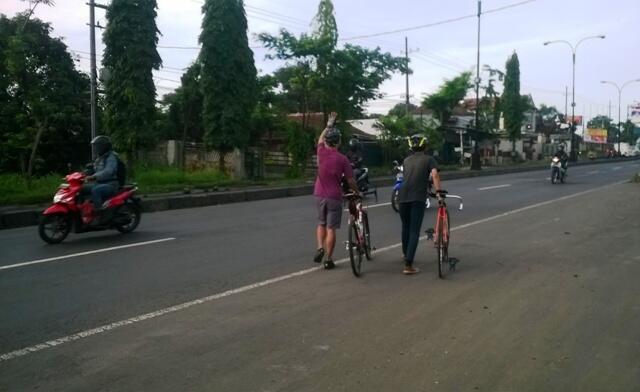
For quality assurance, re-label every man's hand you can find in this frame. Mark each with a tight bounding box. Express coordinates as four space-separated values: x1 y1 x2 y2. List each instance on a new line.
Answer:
327 111 338 128
85 175 96 182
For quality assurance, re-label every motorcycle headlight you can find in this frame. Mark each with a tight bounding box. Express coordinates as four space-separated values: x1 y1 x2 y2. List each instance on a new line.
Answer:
53 194 63 203
552 157 560 163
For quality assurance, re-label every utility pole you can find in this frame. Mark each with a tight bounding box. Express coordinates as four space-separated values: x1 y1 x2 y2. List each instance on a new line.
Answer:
470 0 482 170
564 86 568 118
88 0 108 159
405 36 410 116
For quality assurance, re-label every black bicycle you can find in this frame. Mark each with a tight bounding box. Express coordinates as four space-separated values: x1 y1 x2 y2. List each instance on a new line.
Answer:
344 192 372 277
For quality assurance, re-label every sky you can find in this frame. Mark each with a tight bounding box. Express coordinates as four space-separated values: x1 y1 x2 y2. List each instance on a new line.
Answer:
2 0 640 122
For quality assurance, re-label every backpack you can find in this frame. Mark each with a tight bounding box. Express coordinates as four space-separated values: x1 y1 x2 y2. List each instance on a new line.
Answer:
116 156 127 186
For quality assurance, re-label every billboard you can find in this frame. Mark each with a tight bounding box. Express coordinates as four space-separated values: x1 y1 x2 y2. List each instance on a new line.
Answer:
584 128 607 144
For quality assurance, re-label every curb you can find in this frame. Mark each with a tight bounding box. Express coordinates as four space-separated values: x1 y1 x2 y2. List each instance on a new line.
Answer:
1 157 637 231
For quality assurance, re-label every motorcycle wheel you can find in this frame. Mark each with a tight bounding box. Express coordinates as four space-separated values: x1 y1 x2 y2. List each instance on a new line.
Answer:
114 203 141 233
391 190 400 213
551 169 557 184
38 214 71 244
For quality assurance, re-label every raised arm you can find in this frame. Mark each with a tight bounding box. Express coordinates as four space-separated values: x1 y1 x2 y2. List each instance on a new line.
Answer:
318 112 338 145
431 168 442 193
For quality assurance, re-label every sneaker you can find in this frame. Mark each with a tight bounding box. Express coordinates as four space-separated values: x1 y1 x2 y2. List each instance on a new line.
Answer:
313 248 325 263
323 259 336 270
403 266 420 275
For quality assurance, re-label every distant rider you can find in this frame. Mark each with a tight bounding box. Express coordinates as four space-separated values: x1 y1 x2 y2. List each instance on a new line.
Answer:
553 144 569 172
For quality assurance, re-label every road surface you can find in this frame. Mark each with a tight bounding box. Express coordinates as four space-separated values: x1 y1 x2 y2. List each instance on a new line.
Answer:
1 160 639 391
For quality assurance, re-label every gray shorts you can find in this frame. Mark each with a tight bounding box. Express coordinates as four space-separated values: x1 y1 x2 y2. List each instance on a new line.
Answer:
315 197 343 229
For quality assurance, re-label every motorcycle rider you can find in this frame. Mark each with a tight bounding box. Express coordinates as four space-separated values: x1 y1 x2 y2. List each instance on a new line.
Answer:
346 136 366 191
397 134 442 275
313 112 359 270
553 143 569 172
83 135 120 221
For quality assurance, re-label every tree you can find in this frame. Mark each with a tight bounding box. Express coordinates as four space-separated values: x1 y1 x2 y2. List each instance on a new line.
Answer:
200 0 257 172
587 115 617 143
537 104 565 139
375 115 442 162
312 0 338 47
103 0 162 169
422 72 472 125
388 103 418 117
622 120 638 145
0 14 91 177
502 52 524 158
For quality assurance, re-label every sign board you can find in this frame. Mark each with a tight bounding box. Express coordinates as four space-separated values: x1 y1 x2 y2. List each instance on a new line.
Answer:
630 103 640 126
584 128 607 144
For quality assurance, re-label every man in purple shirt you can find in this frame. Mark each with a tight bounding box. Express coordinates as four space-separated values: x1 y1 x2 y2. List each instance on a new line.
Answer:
313 112 358 269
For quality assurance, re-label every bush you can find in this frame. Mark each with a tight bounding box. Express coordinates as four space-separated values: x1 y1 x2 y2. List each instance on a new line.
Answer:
0 174 63 206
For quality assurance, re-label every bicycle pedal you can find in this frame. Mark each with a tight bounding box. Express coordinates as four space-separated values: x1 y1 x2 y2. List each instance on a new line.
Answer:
425 228 434 240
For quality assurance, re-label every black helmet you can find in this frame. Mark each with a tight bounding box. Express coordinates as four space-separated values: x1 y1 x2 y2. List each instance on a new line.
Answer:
348 137 360 152
324 127 341 147
408 133 427 151
558 144 565 151
91 135 113 156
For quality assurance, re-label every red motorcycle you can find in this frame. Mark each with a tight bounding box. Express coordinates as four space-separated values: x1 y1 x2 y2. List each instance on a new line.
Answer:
38 172 142 244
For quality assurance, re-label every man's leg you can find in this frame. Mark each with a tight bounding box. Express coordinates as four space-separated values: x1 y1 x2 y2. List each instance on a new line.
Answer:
399 202 411 260
90 184 115 210
404 201 426 266
314 198 328 263
323 198 343 269
325 228 337 259
317 225 327 250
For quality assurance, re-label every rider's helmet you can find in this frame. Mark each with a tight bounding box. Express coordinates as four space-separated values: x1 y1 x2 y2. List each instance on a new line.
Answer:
348 137 360 152
324 127 341 147
408 133 427 152
558 143 565 152
91 135 113 156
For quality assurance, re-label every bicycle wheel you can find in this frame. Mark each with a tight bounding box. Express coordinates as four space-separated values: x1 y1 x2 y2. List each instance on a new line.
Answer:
362 211 372 260
437 209 450 279
348 221 363 277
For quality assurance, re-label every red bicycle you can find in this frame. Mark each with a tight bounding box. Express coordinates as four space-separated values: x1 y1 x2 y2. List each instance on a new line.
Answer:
427 190 463 279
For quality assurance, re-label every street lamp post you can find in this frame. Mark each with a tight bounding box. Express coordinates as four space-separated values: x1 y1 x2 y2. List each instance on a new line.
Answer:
544 35 605 162
601 79 640 154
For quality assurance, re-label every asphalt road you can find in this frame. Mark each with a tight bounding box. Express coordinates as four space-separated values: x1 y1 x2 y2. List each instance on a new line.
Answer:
1 160 639 391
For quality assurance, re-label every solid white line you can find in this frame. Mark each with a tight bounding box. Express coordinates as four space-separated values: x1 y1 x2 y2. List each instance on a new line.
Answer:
478 184 511 191
587 170 600 174
0 180 628 363
612 166 622 171
0 238 177 272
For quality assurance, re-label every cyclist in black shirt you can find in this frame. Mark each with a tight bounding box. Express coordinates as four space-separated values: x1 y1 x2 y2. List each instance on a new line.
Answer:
397 134 443 275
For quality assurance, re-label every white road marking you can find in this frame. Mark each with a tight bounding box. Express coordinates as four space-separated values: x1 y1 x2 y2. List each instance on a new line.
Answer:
478 184 511 191
612 166 622 171
0 238 177 272
0 180 629 363
587 170 599 174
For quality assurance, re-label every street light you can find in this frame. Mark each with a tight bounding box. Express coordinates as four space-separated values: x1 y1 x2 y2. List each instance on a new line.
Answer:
544 35 606 161
601 79 640 154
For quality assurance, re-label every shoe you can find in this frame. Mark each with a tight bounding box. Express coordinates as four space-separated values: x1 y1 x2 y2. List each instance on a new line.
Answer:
313 248 325 263
323 259 336 270
403 266 420 275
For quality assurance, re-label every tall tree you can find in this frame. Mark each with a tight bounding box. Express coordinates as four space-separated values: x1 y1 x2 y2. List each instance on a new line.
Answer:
103 0 162 168
622 120 638 145
200 0 257 172
502 52 524 157
0 14 91 177
422 72 472 125
311 0 338 47
587 115 617 143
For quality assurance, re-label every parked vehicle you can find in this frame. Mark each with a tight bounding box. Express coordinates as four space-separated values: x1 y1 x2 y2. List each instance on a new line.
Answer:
550 157 566 184
38 172 141 244
391 161 431 212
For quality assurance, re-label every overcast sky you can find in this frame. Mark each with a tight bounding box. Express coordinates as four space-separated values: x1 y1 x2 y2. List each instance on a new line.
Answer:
2 0 639 120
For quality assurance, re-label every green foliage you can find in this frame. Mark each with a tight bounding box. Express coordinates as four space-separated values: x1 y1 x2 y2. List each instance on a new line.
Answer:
587 115 618 143
103 0 162 163
0 14 91 176
388 103 418 117
502 52 524 149
622 120 638 145
375 115 442 160
259 2 406 121
0 173 62 205
422 72 472 124
285 121 315 178
312 0 338 48
199 0 257 164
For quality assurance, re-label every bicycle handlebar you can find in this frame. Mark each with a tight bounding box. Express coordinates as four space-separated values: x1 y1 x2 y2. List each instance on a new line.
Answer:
429 191 464 211
343 191 363 199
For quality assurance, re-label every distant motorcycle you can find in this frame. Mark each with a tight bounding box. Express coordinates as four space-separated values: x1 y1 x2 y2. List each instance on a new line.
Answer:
352 163 371 193
550 157 566 184
391 161 431 212
38 171 141 244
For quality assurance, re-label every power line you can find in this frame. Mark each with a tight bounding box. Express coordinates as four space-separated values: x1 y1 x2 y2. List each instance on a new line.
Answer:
340 0 536 41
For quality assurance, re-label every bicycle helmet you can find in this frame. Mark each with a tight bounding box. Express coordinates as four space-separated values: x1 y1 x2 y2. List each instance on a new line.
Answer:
408 133 427 152
348 137 360 152
324 127 341 147
91 135 113 156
